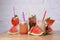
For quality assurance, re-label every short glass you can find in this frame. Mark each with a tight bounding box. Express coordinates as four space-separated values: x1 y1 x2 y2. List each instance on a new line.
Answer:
20 21 28 34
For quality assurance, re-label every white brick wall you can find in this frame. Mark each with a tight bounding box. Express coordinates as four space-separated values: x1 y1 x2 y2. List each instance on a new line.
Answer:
0 0 60 33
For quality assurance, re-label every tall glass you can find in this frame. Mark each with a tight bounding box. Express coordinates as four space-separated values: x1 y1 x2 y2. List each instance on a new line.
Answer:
8 15 19 34
20 21 28 34
29 16 36 30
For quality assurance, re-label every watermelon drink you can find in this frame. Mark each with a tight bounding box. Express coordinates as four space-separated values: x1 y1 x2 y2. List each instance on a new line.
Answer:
45 17 55 33
20 21 28 34
8 15 19 34
20 11 28 34
12 15 19 26
29 15 36 30
46 19 55 26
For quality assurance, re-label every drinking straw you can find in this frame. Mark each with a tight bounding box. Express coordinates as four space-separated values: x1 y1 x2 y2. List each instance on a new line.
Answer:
22 12 25 21
28 8 30 17
42 9 46 22
13 6 15 16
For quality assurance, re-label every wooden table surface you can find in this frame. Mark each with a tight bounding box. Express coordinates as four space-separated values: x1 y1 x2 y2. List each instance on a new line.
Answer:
0 31 60 40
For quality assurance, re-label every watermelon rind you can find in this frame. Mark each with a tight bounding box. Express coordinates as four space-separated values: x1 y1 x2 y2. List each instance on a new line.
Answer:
28 31 44 36
8 31 18 35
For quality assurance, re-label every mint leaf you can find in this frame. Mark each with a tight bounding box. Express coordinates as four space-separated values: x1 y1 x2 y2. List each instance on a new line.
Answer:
45 17 50 21
32 15 36 18
14 15 18 17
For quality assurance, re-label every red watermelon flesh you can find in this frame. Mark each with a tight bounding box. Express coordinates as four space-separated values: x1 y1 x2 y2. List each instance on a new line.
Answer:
29 17 36 23
29 27 34 33
29 25 43 35
32 25 43 34
46 19 55 26
9 26 18 33
12 17 19 26
46 26 52 33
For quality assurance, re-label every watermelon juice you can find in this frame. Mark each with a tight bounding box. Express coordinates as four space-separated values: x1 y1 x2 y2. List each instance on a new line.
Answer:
20 21 28 34
45 19 55 33
12 15 19 26
46 19 55 26
8 15 19 34
29 15 36 30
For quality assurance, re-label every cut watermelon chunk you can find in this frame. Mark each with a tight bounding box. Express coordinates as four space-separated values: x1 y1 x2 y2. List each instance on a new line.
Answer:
28 25 44 36
8 26 18 34
28 27 34 33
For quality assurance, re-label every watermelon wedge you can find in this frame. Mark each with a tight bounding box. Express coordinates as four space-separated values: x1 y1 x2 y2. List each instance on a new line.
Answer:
28 25 44 36
8 26 18 34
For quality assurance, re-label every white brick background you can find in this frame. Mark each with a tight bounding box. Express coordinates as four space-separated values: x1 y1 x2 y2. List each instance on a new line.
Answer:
0 0 60 33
